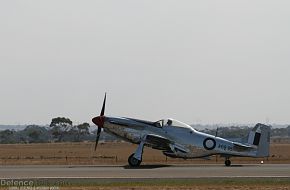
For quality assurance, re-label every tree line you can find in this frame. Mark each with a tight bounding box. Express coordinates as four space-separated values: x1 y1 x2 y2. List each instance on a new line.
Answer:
0 117 90 144
199 125 290 139
0 118 290 144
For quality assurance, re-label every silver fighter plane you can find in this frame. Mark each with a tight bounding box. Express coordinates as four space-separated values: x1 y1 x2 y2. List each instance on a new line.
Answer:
92 94 270 167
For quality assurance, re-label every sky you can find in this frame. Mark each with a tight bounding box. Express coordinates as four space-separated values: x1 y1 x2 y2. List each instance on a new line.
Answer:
0 0 290 125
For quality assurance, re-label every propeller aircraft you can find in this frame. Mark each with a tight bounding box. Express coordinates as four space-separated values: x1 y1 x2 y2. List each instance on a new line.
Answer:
92 94 270 167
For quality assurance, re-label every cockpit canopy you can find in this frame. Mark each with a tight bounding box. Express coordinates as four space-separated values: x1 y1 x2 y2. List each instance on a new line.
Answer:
153 118 194 130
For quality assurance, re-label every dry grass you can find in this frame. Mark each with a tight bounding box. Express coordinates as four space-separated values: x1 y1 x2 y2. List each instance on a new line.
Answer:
0 142 289 165
60 185 290 190
1 185 290 190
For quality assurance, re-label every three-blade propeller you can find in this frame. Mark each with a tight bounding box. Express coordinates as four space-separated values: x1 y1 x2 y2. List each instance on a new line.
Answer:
92 93 106 150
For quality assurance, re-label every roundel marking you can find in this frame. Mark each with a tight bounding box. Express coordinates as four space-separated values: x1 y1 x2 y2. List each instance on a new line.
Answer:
203 138 216 150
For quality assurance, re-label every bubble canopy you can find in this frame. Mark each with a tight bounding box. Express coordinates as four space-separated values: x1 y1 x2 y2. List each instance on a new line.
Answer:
153 118 194 130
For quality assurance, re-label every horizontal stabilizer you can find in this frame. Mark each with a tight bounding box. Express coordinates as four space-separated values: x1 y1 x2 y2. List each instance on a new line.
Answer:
233 142 253 151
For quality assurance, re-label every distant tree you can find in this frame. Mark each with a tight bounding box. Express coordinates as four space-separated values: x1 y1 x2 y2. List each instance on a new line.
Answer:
69 123 90 142
272 127 288 137
76 123 90 135
49 117 73 142
23 125 49 143
0 129 16 144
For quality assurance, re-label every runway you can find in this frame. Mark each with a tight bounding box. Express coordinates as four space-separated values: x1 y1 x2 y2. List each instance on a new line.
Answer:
1 164 290 179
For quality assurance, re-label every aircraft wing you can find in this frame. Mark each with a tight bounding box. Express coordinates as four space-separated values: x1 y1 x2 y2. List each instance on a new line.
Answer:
144 134 172 150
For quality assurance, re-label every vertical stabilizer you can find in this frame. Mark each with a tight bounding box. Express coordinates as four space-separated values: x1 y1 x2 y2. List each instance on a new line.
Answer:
248 123 271 157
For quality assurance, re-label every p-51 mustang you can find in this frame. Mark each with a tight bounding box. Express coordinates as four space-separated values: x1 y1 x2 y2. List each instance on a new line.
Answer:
92 94 270 167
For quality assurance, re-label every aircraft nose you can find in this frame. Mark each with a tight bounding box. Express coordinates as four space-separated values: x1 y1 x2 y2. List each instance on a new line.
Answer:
92 116 105 128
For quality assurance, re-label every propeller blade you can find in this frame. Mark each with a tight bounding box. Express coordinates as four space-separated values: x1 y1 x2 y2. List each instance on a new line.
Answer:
94 127 102 150
100 93 106 116
93 93 107 151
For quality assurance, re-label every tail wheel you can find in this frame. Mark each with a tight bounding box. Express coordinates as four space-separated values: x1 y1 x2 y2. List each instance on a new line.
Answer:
128 154 142 167
225 159 231 167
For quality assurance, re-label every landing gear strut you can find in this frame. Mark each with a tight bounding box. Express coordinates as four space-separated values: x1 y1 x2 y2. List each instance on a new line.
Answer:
225 158 231 167
128 141 145 167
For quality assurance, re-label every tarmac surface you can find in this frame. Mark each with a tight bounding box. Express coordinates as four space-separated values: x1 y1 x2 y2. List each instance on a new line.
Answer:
1 164 290 179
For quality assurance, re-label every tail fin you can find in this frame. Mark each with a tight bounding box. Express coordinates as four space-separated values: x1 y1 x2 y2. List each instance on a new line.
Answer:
247 123 271 157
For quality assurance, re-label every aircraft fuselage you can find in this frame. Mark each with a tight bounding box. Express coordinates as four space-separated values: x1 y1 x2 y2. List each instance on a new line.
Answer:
103 116 257 159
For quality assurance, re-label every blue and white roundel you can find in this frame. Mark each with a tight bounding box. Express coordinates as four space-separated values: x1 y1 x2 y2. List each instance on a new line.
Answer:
203 138 216 150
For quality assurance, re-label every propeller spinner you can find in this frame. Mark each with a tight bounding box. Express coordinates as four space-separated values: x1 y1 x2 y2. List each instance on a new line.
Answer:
92 93 106 150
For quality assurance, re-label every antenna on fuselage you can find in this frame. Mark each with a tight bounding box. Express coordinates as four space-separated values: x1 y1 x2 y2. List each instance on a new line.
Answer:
215 127 219 137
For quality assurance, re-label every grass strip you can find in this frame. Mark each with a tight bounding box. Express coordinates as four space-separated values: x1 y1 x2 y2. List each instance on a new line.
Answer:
72 178 290 187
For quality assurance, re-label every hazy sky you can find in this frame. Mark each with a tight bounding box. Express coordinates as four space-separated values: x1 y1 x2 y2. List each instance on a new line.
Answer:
0 1 290 125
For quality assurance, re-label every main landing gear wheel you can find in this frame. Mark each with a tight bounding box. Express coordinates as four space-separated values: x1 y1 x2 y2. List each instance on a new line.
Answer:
225 159 231 167
128 154 142 167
